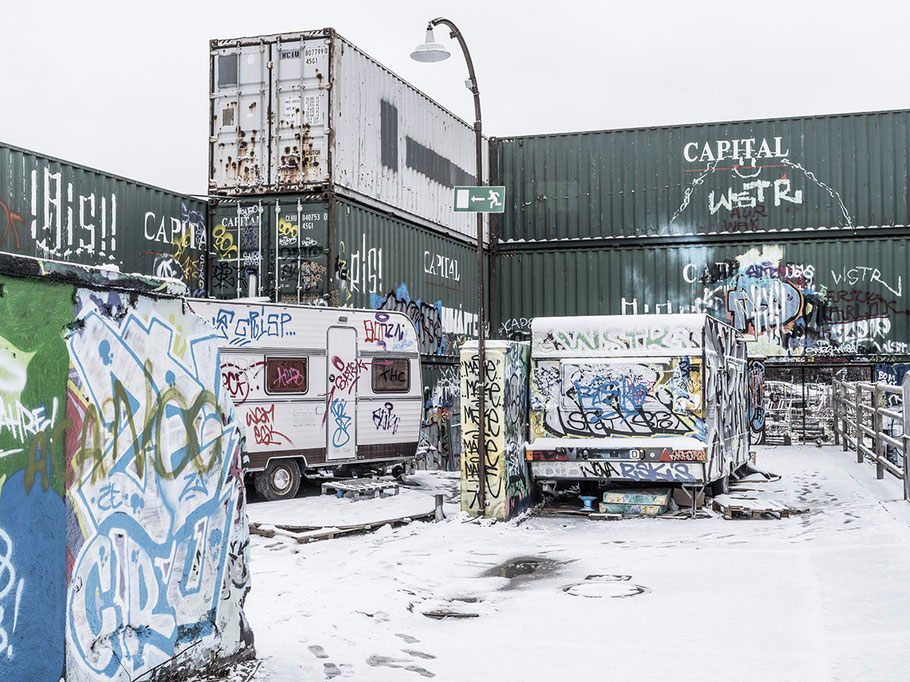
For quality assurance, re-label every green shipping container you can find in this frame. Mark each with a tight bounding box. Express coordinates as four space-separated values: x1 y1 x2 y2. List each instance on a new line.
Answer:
0 141 208 295
493 109 910 242
495 235 910 360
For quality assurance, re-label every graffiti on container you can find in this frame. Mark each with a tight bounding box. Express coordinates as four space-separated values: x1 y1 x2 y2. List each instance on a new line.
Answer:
424 251 461 283
212 223 239 259
371 284 444 356
337 235 383 299
274 365 305 390
0 199 24 251
29 166 119 260
499 317 532 339
671 138 854 230
331 399 352 447
0 527 24 658
211 307 293 347
372 402 400 435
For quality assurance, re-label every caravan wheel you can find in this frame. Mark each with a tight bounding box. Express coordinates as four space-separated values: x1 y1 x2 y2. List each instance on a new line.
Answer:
255 460 301 501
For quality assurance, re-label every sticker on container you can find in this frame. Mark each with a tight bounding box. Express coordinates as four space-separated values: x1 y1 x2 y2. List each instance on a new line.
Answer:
303 95 323 126
283 95 301 124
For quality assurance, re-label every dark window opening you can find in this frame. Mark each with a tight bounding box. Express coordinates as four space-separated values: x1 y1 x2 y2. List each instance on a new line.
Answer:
372 358 410 393
218 53 239 88
266 357 308 394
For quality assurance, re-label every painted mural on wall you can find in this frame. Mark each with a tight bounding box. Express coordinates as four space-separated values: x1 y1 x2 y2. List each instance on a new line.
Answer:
0 144 207 297
0 258 252 681
529 357 704 442
747 359 766 445
592 244 910 358
460 342 532 520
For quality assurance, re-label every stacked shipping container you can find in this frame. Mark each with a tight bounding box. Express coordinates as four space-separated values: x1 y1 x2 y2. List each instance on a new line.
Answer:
491 109 910 444
208 29 490 466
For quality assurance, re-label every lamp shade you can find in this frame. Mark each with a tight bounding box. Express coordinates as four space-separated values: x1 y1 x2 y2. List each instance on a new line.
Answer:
410 28 451 63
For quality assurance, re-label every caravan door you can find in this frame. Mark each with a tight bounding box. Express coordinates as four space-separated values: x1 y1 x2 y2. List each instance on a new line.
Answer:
326 326 358 461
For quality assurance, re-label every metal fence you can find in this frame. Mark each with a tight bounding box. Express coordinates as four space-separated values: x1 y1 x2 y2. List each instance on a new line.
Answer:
833 374 910 500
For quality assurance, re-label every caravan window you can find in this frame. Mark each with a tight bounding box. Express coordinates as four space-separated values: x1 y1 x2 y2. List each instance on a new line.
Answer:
372 358 409 393
265 357 308 394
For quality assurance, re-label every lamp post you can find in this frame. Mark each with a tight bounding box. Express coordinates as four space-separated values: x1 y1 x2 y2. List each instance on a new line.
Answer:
411 19 487 515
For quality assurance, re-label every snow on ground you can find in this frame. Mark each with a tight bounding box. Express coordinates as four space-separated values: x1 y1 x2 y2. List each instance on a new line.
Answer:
247 472 461 529
243 447 910 681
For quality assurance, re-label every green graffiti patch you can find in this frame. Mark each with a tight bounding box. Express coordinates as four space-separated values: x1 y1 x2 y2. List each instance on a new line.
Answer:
0 275 74 499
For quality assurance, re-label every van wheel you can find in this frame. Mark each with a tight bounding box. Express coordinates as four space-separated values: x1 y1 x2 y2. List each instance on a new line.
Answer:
255 460 301 501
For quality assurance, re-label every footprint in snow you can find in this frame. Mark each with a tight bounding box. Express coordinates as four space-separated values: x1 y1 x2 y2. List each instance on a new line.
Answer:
309 645 329 659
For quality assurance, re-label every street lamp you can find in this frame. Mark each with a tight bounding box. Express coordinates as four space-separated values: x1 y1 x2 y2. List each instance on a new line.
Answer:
411 18 488 515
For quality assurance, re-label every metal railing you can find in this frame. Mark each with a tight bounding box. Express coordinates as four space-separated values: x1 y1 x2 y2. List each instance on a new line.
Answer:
833 375 910 500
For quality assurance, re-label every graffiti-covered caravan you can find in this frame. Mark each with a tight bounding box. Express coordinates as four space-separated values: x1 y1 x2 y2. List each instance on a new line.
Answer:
187 299 422 500
527 314 748 487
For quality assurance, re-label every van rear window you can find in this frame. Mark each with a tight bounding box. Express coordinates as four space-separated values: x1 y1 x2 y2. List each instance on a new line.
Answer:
372 358 409 393
265 357 308 394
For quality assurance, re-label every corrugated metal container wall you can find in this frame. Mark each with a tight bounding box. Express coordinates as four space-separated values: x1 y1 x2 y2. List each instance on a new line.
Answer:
210 30 488 243
496 236 910 359
0 142 208 295
334 199 484 360
493 110 910 242
208 195 329 304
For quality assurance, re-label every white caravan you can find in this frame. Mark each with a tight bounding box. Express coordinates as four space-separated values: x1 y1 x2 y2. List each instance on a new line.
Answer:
526 314 749 493
188 299 422 500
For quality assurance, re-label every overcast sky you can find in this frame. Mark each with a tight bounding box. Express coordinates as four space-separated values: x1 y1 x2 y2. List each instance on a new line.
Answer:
2 0 908 196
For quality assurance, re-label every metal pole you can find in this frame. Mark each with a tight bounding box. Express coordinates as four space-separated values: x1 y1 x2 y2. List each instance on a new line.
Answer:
429 17 487 516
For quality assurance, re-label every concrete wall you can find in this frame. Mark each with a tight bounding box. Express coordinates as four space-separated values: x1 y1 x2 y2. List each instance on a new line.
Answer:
0 255 253 681
460 342 532 520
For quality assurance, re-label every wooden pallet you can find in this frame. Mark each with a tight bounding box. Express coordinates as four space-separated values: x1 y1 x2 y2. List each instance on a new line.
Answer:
250 510 435 543
321 479 400 500
712 495 791 520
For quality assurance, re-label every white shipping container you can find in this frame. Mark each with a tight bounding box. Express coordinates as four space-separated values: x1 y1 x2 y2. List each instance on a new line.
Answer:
210 29 489 243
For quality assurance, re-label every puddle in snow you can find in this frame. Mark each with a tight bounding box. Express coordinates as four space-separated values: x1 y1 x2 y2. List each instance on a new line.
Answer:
483 556 561 584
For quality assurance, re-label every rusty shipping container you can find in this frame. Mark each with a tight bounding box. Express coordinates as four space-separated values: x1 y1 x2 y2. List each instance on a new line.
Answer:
0 141 208 295
492 109 910 242
209 29 489 244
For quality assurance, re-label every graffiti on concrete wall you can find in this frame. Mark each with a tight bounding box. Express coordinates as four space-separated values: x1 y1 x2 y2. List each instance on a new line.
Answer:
65 292 250 680
0 263 252 682
0 274 72 681
460 343 531 520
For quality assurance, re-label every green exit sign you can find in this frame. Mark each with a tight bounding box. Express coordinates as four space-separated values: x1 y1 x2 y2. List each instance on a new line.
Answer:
453 186 506 213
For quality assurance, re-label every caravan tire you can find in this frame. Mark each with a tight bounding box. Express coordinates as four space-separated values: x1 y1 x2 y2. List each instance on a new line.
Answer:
255 460 301 501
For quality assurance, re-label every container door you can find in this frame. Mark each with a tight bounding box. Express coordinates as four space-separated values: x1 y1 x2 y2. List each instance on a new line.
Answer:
270 36 331 188
210 43 270 192
326 326 357 461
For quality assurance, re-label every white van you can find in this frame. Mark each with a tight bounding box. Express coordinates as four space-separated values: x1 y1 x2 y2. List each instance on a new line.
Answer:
188 299 423 500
